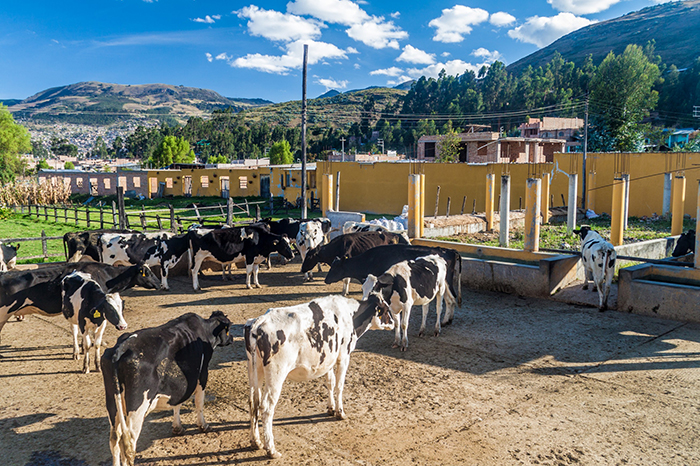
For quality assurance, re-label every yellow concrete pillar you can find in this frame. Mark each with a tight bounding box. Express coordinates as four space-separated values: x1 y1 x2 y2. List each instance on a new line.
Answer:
419 174 425 238
321 173 333 215
485 173 495 231
586 170 596 212
671 175 686 236
610 177 625 246
524 178 541 252
408 174 422 239
541 172 550 224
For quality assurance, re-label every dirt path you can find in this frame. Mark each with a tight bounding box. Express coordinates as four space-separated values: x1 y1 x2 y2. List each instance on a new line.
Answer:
1 261 699 465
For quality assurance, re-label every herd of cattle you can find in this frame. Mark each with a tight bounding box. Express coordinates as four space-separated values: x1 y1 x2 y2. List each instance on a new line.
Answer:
3 218 686 464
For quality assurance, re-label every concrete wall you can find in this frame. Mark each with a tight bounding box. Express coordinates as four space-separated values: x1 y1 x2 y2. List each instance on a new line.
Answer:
39 169 149 197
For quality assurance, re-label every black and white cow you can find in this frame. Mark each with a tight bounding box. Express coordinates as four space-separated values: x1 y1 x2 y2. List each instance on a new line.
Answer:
101 311 233 466
297 221 325 281
574 226 617 311
189 225 294 290
672 229 695 257
342 221 410 243
245 294 394 459
362 254 457 351
0 242 20 272
62 271 126 373
301 231 410 295
325 243 462 307
63 229 134 263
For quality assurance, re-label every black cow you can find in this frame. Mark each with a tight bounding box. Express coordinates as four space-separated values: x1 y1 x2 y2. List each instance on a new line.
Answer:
301 231 410 294
63 229 134 262
101 311 233 466
672 229 695 257
0 242 20 272
325 243 462 306
189 225 294 290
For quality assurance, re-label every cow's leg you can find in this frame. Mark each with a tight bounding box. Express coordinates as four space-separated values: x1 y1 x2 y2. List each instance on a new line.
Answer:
191 251 207 291
125 396 154 465
342 277 351 296
253 263 261 288
582 264 593 290
71 324 81 360
260 373 285 459
418 303 430 337
245 263 254 289
160 265 170 291
391 311 402 349
172 405 184 435
194 383 211 432
248 356 264 450
442 289 457 326
82 331 92 374
94 321 107 373
333 354 351 420
325 370 337 416
400 302 413 351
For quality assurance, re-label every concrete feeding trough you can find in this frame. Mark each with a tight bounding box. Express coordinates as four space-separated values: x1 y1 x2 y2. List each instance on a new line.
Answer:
422 212 526 238
618 264 700 323
412 238 582 297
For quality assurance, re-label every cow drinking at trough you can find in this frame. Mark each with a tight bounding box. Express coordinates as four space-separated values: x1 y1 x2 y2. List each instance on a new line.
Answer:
672 229 695 257
189 225 294 290
62 271 126 373
245 294 394 459
574 226 617 311
101 311 233 466
362 254 456 351
301 230 409 294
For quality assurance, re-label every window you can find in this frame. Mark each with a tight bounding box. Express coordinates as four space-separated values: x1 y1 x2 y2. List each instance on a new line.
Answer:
558 131 565 137
63 177 71 187
308 172 316 189
166 178 173 188
149 177 157 193
201 175 209 188
118 176 127 188
285 173 291 187
424 142 436 158
133 177 141 188
77 178 84 188
104 178 111 190
239 176 248 189
280 174 285 188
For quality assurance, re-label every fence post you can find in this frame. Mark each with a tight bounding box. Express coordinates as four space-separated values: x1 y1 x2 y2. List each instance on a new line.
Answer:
140 206 147 230
245 199 250 217
20 205 24 214
446 197 451 217
100 206 104 229
117 186 126 230
335 171 341 211
256 205 260 221
86 207 91 228
227 197 233 226
64 206 67 224
41 230 48 262
53 206 58 223
169 205 176 233
112 201 118 228
193 204 202 223
156 215 163 230
44 205 48 221
74 207 79 226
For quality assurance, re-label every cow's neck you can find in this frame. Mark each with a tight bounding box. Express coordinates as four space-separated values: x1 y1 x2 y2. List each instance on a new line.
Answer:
352 297 380 338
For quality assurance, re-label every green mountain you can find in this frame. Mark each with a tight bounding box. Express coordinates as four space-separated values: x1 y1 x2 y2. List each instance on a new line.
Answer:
508 0 700 74
8 81 272 125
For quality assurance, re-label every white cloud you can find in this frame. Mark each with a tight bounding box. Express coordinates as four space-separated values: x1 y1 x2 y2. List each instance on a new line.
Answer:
346 17 407 49
508 13 593 48
489 12 516 27
441 52 450 57
346 47 359 54
286 0 370 26
193 15 221 24
404 58 501 80
226 39 350 74
216 53 232 60
397 45 435 65
387 76 412 86
547 0 622 15
236 5 324 42
316 77 349 90
429 5 490 43
354 63 361 69
390 11 400 19
205 52 213 62
472 47 502 63
370 66 404 76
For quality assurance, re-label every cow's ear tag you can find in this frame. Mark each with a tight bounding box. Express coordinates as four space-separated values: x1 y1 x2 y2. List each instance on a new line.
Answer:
142 271 146 277
93 309 101 318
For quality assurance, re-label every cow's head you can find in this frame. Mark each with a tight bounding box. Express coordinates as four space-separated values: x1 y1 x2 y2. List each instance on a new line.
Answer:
301 244 322 273
99 292 127 331
361 273 394 301
275 235 295 261
135 264 161 290
672 229 696 257
573 225 592 241
358 293 395 332
324 255 347 284
209 311 234 347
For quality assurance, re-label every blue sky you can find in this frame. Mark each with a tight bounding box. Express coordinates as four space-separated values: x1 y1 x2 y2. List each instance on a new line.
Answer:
1 0 671 103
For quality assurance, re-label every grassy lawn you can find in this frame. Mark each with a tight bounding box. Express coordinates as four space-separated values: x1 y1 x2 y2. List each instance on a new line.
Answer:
0 212 79 264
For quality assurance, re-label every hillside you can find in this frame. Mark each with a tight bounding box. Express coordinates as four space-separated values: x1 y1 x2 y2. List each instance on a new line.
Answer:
508 0 700 73
8 81 272 125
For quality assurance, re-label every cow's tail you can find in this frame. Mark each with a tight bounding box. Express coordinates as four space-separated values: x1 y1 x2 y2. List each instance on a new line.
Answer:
455 254 462 307
63 236 68 262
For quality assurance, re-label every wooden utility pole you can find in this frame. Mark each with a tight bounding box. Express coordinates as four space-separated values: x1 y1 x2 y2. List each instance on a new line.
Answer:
301 44 309 219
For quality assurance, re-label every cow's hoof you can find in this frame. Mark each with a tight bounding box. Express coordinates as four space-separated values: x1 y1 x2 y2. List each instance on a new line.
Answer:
172 426 185 436
267 450 282 459
582 284 588 290
392 342 400 349
434 330 440 337
254 284 262 289
327 407 335 416
198 423 211 433
335 411 347 420
418 331 425 337
251 439 263 450
401 346 407 352
246 285 253 290
73 353 79 360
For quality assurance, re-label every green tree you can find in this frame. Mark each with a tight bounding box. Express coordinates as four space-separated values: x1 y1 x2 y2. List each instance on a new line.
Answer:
147 135 195 168
0 104 31 183
436 130 461 163
50 137 78 157
92 136 109 159
268 140 294 165
31 140 49 158
64 161 75 169
112 135 125 158
207 154 229 164
36 159 50 171
588 45 661 152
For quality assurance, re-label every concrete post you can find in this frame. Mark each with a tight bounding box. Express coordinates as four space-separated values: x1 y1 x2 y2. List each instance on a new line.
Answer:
541 172 550 224
610 177 625 246
567 173 578 234
586 170 596 212
696 180 700 269
622 173 630 230
485 173 495 231
662 173 672 217
523 178 541 252
672 175 686 236
419 174 425 238
499 175 511 247
321 173 333 216
408 174 422 239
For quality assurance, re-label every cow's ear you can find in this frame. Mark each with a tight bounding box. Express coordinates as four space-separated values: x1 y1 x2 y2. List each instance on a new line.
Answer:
377 273 393 286
273 239 279 246
14 244 20 251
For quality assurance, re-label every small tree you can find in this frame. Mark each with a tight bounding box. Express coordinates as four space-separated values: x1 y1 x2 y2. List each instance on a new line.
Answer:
269 140 294 165
436 130 462 163
0 104 31 183
148 136 195 169
64 161 75 169
36 159 50 171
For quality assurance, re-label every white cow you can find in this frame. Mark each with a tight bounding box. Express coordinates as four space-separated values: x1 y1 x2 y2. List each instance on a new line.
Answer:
574 226 617 311
342 221 410 243
245 294 394 459
362 254 457 351
296 221 325 280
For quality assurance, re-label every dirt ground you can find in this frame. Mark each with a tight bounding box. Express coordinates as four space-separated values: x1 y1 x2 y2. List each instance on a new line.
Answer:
1 259 699 466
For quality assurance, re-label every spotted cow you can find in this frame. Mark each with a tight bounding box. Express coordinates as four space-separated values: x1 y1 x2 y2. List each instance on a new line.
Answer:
574 226 617 311
0 242 19 272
